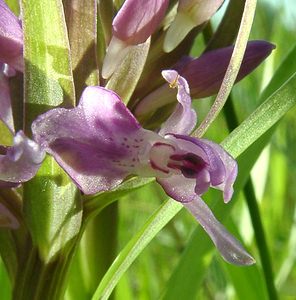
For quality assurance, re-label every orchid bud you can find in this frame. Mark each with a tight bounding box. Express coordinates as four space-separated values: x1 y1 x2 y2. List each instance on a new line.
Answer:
0 0 23 71
136 41 275 118
164 0 224 53
102 0 169 78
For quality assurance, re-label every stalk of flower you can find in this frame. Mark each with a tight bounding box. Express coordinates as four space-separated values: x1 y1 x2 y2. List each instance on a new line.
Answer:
32 70 254 265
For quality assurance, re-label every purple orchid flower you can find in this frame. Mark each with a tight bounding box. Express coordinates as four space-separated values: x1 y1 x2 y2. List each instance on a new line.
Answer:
0 0 23 72
0 131 45 187
102 0 169 78
32 70 254 265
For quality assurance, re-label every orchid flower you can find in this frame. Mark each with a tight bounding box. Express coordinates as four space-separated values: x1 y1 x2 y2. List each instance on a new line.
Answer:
102 0 169 78
32 70 254 265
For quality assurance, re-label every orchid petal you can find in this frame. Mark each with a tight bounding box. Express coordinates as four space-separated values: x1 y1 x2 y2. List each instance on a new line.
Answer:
113 0 169 45
0 203 19 229
0 0 23 71
0 131 44 186
159 70 197 136
157 174 197 203
0 65 14 133
183 198 255 265
32 86 158 194
171 134 237 202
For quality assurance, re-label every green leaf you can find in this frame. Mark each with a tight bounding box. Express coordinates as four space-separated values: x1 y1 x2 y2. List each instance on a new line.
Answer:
21 0 81 263
21 0 75 126
91 199 182 300
206 0 246 51
260 42 296 101
223 72 296 159
24 156 82 262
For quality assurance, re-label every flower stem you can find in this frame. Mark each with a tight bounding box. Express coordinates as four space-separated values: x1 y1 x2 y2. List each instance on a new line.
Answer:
223 96 278 300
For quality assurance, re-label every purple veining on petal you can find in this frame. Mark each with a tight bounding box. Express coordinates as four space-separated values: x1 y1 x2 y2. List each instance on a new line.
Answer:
0 64 14 133
159 70 197 136
113 0 169 45
0 131 45 186
0 0 23 71
167 134 227 185
183 198 255 265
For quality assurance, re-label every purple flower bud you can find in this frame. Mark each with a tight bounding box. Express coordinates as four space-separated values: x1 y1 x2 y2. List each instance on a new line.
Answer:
135 41 275 118
102 0 169 78
164 0 224 52
181 40 276 98
0 0 23 71
113 0 169 45
32 70 254 265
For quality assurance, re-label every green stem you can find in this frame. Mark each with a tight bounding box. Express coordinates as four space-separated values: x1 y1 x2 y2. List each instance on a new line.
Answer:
244 180 278 300
12 234 80 300
224 97 278 300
